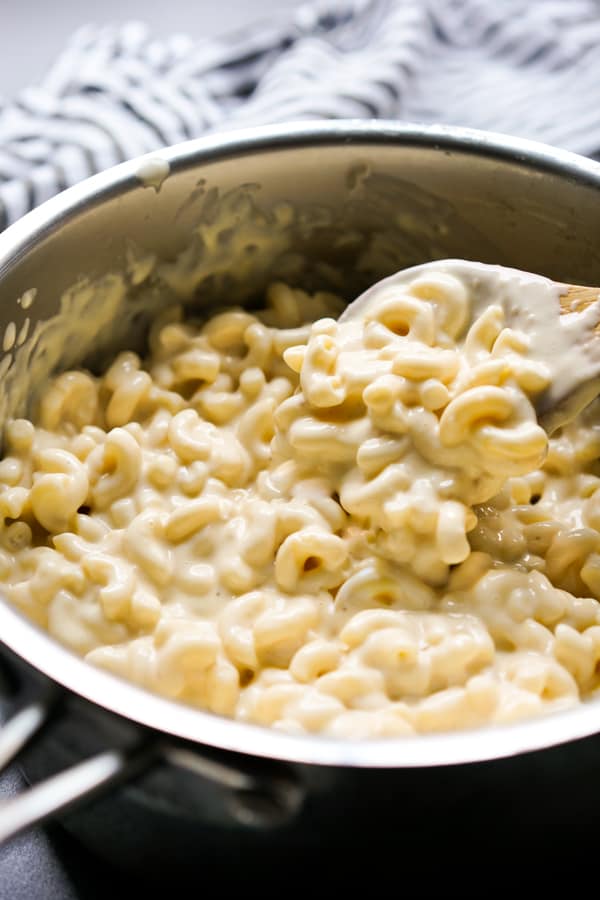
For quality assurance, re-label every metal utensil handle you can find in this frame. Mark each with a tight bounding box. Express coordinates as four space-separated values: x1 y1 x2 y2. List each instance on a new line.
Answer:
0 701 50 772
0 699 304 844
0 697 154 845
164 743 304 827
0 746 137 844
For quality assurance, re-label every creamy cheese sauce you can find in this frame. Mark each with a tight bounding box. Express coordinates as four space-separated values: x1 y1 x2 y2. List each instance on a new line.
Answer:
342 260 600 413
136 158 171 193
2 261 600 738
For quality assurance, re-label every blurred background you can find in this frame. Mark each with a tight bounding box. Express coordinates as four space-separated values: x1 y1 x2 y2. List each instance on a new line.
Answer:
2 0 599 231
1 1 298 97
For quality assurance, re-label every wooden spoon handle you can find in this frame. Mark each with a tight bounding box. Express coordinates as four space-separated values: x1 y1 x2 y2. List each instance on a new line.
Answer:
560 284 600 321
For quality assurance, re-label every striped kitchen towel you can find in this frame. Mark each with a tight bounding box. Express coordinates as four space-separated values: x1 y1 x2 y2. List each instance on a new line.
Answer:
1 0 599 230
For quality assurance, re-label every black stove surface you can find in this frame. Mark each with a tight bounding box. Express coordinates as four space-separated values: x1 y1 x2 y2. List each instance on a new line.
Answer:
2 759 598 898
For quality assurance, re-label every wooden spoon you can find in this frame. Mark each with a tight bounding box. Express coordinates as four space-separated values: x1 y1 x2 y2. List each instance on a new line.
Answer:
339 260 600 434
544 283 600 431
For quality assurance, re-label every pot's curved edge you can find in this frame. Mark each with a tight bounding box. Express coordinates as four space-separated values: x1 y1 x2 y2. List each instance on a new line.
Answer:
2 119 600 770
3 595 600 769
1 119 600 275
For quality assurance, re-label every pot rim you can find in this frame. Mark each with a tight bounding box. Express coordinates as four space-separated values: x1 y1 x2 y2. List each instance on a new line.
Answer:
2 119 600 769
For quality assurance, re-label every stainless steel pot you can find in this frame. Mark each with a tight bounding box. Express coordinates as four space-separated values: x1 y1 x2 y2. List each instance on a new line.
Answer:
1 121 600 871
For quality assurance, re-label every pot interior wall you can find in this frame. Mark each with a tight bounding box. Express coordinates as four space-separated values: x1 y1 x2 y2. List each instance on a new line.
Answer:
0 137 599 423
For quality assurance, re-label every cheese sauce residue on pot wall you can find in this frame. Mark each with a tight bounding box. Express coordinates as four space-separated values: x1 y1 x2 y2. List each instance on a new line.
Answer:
3 260 600 739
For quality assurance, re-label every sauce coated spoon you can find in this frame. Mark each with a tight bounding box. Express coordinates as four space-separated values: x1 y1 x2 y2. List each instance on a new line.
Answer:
339 260 600 434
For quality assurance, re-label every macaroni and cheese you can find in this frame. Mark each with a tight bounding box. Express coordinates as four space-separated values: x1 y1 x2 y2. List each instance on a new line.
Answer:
2 261 600 738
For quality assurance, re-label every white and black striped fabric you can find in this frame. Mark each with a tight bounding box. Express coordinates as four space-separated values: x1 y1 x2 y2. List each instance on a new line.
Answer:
1 0 600 230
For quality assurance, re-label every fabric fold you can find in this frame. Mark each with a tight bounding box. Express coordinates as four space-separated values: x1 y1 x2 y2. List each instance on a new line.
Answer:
1 0 599 230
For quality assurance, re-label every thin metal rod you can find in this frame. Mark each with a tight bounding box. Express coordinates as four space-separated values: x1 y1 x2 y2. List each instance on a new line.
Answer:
164 744 304 826
0 747 129 845
0 702 49 773
164 744 257 792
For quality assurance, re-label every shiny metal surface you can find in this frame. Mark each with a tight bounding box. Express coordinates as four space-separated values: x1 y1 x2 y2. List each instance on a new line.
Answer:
0 747 133 845
1 120 600 775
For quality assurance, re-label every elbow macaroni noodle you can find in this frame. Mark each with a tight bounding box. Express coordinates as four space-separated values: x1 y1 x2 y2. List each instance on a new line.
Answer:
3 264 600 738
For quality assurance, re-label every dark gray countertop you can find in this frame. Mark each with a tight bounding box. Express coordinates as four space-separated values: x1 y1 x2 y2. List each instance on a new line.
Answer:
0 769 106 900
